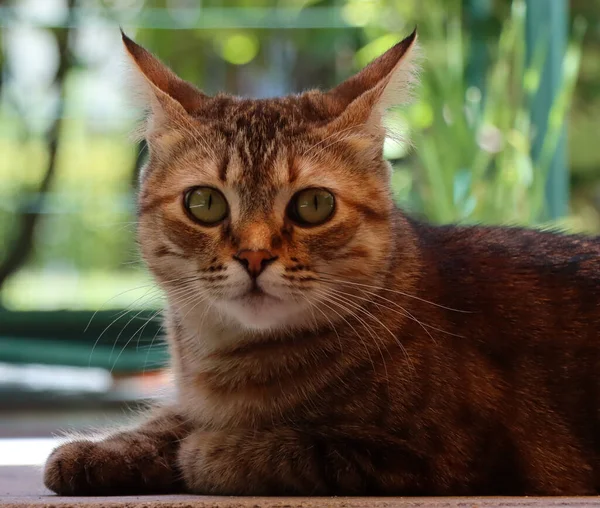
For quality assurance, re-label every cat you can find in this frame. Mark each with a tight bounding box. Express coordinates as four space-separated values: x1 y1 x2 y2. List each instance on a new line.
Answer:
43 29 600 497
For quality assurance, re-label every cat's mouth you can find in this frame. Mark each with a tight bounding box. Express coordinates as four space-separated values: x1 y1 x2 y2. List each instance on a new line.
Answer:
234 285 280 303
249 285 266 296
222 282 305 330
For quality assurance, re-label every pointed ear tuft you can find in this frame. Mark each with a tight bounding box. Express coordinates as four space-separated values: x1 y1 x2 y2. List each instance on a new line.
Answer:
325 29 421 134
121 31 207 116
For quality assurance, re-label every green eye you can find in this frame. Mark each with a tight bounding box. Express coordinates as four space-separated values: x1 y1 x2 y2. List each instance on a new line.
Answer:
288 188 335 226
184 187 228 225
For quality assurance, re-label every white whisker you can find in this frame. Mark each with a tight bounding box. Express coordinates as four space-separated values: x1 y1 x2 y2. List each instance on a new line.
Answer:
317 272 472 313
312 288 389 384
314 287 415 379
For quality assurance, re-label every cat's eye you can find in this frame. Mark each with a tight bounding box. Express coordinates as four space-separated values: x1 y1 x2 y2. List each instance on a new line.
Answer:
287 188 335 226
184 187 228 225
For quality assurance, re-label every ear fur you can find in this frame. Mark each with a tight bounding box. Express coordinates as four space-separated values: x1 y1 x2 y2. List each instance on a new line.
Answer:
325 29 421 136
121 30 207 141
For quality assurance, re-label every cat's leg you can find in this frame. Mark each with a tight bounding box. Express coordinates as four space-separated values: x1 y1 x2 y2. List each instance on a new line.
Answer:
44 407 192 496
177 426 425 495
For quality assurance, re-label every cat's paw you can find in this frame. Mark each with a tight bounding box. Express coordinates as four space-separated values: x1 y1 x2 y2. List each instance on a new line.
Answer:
44 440 109 495
177 430 241 495
44 437 182 496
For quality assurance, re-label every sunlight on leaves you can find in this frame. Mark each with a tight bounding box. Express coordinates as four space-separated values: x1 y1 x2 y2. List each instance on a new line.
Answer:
218 33 260 66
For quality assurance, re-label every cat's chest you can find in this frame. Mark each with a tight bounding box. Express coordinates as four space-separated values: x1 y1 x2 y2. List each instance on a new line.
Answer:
175 361 329 429
173 340 356 429
170 316 388 429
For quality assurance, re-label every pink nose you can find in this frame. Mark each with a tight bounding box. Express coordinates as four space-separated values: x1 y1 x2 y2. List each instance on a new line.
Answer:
233 249 278 278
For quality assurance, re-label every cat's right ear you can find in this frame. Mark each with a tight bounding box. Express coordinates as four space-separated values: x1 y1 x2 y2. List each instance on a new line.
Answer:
121 30 207 139
323 29 420 137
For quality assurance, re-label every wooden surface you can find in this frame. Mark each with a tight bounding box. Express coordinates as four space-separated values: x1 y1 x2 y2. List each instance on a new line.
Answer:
2 466 600 507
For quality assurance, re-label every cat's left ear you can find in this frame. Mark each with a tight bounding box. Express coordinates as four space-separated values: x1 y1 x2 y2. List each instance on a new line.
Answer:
325 29 420 135
121 30 207 139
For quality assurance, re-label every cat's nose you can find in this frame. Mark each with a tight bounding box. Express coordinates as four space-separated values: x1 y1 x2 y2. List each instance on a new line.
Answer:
233 249 278 278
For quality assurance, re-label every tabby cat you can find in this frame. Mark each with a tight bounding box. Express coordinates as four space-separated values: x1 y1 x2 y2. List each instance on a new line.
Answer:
44 30 600 496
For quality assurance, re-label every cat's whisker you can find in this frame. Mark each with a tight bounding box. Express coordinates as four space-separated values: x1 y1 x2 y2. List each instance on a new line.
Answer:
322 282 458 345
111 284 212 374
110 277 219 373
135 308 166 352
93 221 141 235
88 290 164 367
110 307 164 375
120 259 145 266
135 141 148 167
88 275 207 367
299 294 343 353
85 283 161 333
164 287 210 313
113 222 142 233
177 289 213 326
87 272 205 332
314 287 415 379
134 342 167 352
195 300 214 338
312 288 385 381
321 284 439 346
110 307 158 360
142 323 167 376
316 272 473 313
302 296 321 334
314 290 393 395
355 286 464 339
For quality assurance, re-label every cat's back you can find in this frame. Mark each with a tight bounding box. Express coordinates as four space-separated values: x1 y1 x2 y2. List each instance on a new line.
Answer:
394 217 600 487
408 218 600 304
404 219 600 350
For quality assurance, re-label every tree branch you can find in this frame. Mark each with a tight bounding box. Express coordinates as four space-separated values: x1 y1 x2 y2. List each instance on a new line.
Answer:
0 0 76 290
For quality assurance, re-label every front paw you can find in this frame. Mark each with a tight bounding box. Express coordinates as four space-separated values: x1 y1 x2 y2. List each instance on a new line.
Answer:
177 431 228 495
178 430 263 495
177 429 324 495
44 438 182 496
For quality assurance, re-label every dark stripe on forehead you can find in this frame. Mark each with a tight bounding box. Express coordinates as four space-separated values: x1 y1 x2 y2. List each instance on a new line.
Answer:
218 152 230 182
236 142 252 173
288 151 299 184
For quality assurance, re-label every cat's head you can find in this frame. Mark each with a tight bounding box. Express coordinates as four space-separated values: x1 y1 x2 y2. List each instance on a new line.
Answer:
124 30 419 333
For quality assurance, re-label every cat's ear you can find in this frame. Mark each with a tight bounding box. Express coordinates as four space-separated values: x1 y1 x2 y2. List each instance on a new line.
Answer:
325 29 420 135
121 30 207 139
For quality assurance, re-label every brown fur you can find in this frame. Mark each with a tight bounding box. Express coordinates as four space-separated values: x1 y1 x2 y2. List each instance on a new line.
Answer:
44 30 600 497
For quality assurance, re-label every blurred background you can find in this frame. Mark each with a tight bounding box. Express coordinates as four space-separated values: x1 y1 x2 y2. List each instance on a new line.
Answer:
0 0 598 465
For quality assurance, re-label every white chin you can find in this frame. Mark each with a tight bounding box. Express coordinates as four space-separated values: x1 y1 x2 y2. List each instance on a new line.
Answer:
219 295 304 331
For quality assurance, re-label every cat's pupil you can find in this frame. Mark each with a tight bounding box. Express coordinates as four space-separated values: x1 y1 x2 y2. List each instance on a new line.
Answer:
208 193 213 210
313 195 318 210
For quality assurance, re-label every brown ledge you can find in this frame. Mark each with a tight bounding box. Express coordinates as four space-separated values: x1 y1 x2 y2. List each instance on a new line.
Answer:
2 466 600 508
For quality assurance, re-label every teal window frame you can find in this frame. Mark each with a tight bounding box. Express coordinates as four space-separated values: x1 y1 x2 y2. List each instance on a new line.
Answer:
0 2 571 372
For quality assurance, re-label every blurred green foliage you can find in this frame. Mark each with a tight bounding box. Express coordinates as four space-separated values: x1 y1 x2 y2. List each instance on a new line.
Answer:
395 1 583 226
0 0 598 311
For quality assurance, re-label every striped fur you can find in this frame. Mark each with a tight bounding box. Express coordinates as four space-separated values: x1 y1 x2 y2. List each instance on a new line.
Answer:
44 30 600 496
